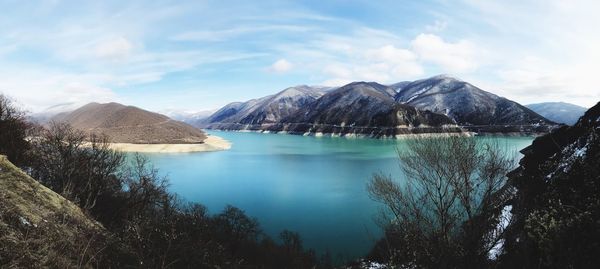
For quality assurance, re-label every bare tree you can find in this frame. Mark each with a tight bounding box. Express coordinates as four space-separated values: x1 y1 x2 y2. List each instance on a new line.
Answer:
28 122 125 212
367 136 516 268
0 94 31 166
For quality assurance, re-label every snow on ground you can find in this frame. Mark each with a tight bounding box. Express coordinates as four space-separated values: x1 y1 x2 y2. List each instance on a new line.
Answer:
488 205 512 260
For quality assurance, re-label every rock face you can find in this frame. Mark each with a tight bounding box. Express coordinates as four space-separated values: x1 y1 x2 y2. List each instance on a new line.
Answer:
51 102 207 144
395 75 554 132
501 101 600 268
526 102 587 125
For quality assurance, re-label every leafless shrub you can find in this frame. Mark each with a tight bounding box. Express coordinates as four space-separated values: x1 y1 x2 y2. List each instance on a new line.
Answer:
367 136 517 268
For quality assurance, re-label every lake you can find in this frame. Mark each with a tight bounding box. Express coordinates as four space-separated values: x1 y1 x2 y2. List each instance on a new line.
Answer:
143 131 534 261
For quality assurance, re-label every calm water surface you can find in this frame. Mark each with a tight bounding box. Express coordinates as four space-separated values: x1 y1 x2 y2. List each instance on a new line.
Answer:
143 131 534 260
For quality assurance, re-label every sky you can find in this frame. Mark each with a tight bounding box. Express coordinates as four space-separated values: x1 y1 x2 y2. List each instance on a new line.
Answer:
0 0 599 113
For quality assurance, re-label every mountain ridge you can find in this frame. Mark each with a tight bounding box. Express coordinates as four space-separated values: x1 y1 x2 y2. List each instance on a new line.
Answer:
526 102 587 125
394 75 552 126
200 75 557 136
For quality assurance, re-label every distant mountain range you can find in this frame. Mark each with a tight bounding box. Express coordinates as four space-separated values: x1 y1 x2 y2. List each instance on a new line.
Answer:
526 102 587 125
51 102 207 144
161 109 217 124
198 75 556 136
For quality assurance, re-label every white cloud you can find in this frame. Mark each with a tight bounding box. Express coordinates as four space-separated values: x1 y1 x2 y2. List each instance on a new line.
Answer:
0 67 119 112
458 0 600 107
319 44 424 86
491 56 599 106
411 33 479 73
269 59 293 73
365 45 423 76
94 37 134 61
171 25 311 42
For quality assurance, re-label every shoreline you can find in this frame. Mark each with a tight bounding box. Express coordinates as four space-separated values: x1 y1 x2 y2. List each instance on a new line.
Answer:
206 129 544 139
105 135 231 153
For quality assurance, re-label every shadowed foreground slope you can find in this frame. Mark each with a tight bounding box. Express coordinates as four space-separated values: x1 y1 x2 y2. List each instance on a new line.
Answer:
501 101 600 268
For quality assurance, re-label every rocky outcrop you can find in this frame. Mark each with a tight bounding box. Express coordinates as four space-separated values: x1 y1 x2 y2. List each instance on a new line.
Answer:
501 101 600 268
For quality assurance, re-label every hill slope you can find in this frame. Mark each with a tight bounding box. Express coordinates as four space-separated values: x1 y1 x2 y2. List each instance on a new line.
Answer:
0 155 107 268
52 102 207 144
526 102 587 125
395 75 554 130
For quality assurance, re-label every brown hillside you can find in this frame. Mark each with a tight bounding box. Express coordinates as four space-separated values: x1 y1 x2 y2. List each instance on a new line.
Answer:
52 102 207 144
0 155 108 268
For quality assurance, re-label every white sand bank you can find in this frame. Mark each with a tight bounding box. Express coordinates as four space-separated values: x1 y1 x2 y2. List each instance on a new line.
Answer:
106 135 231 153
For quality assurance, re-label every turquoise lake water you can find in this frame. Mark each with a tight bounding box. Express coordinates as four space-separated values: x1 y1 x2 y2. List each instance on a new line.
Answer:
143 131 534 261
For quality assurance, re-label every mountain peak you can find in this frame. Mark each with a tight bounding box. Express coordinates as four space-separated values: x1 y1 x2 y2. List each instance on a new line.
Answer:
395 75 553 127
428 74 459 81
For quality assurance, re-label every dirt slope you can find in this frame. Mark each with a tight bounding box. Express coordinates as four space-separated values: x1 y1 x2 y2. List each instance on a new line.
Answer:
52 102 207 144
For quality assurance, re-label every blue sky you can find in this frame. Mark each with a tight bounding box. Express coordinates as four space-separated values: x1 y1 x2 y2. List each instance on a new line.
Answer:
0 0 599 113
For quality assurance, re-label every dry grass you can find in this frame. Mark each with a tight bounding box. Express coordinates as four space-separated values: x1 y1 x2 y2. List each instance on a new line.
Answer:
0 155 110 268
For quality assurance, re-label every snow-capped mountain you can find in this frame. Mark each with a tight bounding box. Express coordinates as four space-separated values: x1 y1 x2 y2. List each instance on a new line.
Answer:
281 81 451 128
201 85 329 128
162 109 217 125
202 75 558 136
395 75 552 126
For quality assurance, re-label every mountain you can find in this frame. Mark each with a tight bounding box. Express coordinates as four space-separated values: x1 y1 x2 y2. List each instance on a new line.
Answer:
526 102 587 125
161 109 217 124
201 85 328 128
204 75 557 136
502 101 600 267
0 155 107 267
205 82 459 137
51 102 207 144
394 75 554 132
273 82 456 136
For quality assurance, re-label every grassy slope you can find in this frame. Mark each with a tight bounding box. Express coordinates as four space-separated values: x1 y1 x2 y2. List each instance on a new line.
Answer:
0 155 107 268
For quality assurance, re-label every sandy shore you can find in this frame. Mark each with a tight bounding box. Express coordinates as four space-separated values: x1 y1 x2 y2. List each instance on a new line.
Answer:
105 135 232 153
